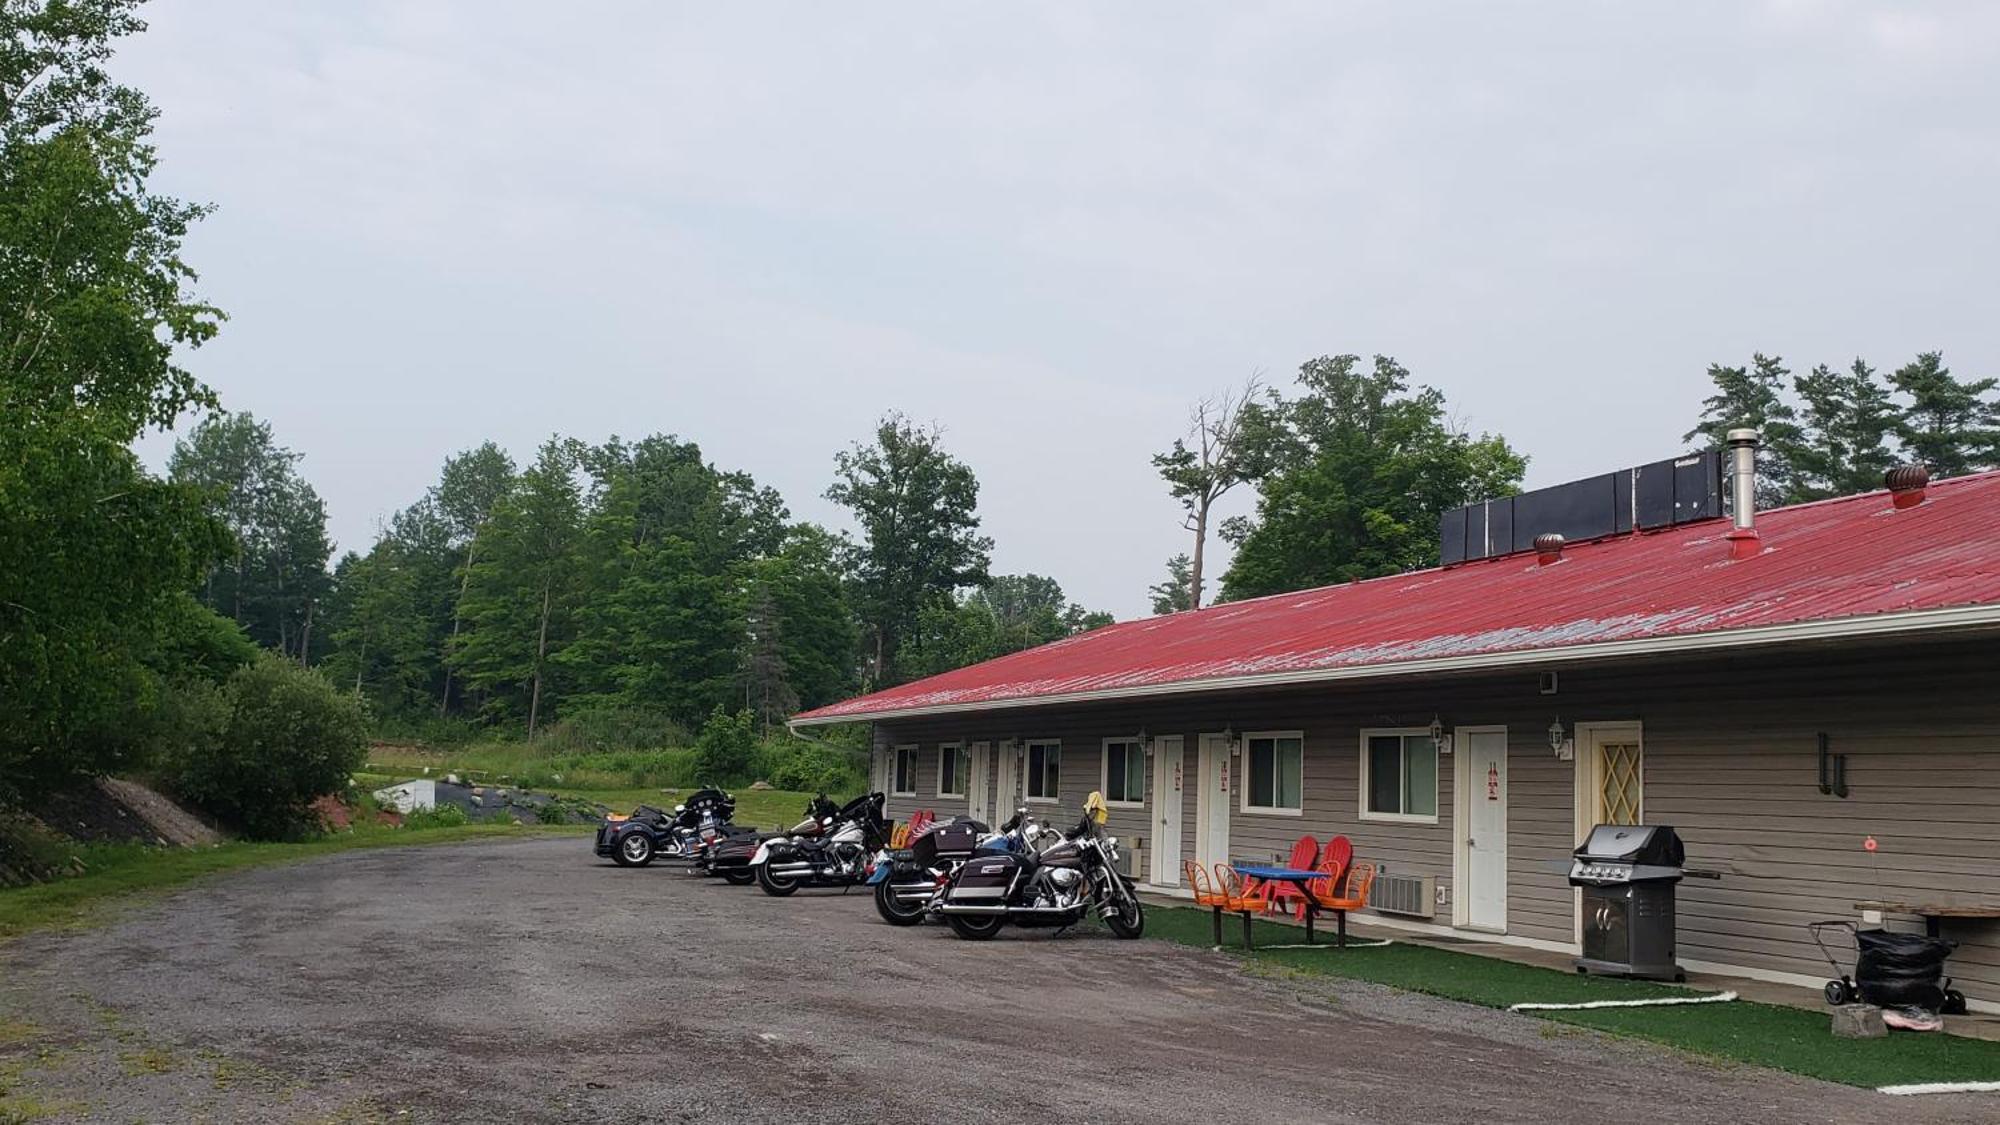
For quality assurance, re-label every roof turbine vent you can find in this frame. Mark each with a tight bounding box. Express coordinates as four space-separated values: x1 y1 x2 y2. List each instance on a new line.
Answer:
1886 463 1931 510
1533 532 1565 566
1724 428 1762 561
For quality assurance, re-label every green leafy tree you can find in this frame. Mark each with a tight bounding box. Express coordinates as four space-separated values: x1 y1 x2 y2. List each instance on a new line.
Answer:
452 438 586 737
1221 355 1527 599
1682 354 1806 506
433 442 515 714
164 654 368 840
752 525 859 712
691 706 757 785
826 413 992 687
1154 374 1279 608
1791 360 1901 501
0 1 231 802
740 582 797 738
1149 554 1194 615
1890 352 2000 478
168 411 332 661
900 574 1111 679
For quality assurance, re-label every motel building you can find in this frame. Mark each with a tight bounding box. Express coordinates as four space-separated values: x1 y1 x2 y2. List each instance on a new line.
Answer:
792 441 2000 1011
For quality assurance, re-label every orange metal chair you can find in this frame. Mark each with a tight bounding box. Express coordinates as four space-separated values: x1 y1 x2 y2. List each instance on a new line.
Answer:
1213 864 1276 949
1262 834 1322 920
1306 859 1376 947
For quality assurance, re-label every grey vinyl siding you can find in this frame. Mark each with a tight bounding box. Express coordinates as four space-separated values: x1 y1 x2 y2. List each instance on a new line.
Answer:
871 634 2000 1005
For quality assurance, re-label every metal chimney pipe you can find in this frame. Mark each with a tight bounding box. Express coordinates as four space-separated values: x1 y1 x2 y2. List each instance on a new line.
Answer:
1725 428 1761 559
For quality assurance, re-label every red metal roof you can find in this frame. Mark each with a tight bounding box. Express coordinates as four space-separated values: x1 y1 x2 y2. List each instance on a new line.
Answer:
794 471 2000 724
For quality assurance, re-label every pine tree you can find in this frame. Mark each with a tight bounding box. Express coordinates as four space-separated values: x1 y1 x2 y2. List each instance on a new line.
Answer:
1890 352 2000 478
1683 354 1806 506
1149 554 1194 615
1791 360 1900 501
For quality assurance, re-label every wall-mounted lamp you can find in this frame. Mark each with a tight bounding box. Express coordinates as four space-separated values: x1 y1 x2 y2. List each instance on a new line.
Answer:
1428 714 1447 746
1549 717 1574 761
1136 728 1153 757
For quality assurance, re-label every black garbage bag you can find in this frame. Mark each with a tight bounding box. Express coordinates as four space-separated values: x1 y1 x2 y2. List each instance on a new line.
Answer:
1856 929 1954 1010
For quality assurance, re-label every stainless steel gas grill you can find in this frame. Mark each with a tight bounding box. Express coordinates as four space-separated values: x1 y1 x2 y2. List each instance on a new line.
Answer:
1570 824 1686 981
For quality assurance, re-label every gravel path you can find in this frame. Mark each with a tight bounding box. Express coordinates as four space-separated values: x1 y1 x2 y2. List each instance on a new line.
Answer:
2 836 1992 1123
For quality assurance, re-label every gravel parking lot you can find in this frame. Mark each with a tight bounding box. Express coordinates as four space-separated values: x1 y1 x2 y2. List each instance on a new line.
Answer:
2 836 1992 1123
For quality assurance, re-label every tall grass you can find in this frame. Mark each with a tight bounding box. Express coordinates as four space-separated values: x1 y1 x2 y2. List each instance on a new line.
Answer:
362 742 863 794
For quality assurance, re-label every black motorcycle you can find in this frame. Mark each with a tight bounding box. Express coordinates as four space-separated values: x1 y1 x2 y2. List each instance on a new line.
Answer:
703 794 838 884
752 792 890 897
865 815 993 925
933 793 1145 940
597 787 739 867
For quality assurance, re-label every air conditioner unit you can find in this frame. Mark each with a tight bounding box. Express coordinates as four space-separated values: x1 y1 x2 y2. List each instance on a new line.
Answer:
1373 872 1436 918
1118 846 1145 881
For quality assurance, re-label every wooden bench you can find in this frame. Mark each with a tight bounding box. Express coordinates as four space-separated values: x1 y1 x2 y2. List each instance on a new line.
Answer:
1854 900 2000 938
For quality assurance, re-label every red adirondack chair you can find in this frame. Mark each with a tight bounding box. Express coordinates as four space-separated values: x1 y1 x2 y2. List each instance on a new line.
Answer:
1262 834 1321 920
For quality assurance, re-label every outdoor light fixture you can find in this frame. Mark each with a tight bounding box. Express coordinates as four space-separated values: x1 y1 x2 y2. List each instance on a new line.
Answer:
1222 726 1241 756
1428 714 1446 746
1549 717 1573 760
1136 728 1152 757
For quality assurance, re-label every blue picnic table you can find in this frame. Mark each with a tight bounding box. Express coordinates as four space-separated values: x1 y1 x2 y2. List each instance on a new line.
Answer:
1232 863 1349 948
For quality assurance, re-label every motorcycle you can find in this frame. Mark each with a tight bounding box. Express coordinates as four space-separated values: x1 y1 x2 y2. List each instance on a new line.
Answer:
704 794 838 885
932 791 1145 941
751 792 890 897
597 787 740 868
865 815 998 925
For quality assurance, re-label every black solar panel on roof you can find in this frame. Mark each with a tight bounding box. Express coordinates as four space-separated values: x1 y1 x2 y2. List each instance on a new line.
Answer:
1441 450 1725 565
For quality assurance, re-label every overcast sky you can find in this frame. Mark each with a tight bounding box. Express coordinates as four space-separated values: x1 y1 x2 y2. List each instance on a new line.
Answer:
123 1 2000 620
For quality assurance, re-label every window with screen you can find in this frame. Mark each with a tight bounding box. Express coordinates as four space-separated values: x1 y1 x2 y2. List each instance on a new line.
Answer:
1103 739 1145 805
1244 733 1304 813
892 745 918 796
1361 731 1438 821
1026 740 1061 802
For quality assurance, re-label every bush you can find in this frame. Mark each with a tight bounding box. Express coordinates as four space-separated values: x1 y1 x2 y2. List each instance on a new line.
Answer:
402 803 469 831
165 654 369 840
691 707 756 785
765 743 857 794
535 802 567 825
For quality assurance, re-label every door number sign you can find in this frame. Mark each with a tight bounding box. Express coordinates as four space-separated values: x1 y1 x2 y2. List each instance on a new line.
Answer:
1486 762 1501 801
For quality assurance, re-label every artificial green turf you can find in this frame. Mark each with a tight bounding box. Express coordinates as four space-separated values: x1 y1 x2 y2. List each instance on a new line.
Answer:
1147 904 2000 1089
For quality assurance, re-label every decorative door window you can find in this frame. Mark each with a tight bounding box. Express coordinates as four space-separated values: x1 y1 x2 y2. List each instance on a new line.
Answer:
1597 741 1642 825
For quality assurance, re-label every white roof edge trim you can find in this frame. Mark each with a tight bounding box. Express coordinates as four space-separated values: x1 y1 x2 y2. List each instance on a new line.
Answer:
789 603 2000 727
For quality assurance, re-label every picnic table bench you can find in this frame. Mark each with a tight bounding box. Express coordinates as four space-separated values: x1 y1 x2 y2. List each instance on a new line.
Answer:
1853 900 2000 938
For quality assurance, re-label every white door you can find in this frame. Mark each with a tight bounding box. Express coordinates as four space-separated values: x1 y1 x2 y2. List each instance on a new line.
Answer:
1194 733 1232 873
967 742 990 822
1463 729 1508 931
994 743 1021 822
1151 736 1184 885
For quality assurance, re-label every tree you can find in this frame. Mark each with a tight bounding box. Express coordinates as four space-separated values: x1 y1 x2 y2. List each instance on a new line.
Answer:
739 582 797 738
825 413 992 687
0 1 231 801
168 411 332 661
1154 374 1277 609
1792 360 1900 501
433 442 514 714
1682 354 1806 506
899 574 1111 679
1220 355 1527 599
1890 352 2000 478
452 438 586 737
743 524 858 714
1148 554 1194 615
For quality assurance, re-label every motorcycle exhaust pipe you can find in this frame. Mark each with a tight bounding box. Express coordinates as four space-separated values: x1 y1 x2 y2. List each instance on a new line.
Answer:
935 904 1081 915
767 863 817 876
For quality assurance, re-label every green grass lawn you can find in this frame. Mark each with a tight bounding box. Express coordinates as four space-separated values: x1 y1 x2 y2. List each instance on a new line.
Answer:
0 821 578 943
1147 905 2000 1089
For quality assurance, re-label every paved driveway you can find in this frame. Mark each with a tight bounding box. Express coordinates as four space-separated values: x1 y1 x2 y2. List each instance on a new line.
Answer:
2 837 1991 1123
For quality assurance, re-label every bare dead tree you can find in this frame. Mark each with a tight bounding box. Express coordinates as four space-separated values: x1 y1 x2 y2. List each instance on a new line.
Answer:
1152 372 1274 610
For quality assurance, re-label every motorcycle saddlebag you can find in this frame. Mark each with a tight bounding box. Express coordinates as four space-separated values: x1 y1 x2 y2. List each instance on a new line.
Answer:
915 818 986 863
947 853 1023 903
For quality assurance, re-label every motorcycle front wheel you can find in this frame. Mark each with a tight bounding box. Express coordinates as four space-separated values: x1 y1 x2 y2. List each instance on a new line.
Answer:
756 863 801 896
946 912 1006 940
874 879 929 926
1104 890 1145 939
